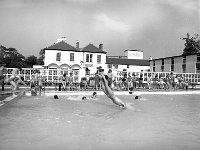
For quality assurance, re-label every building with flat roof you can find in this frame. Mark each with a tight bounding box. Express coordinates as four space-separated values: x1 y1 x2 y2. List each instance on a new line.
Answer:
149 53 200 73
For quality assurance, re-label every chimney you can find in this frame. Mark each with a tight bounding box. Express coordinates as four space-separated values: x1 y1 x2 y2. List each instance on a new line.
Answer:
76 40 79 50
99 43 103 50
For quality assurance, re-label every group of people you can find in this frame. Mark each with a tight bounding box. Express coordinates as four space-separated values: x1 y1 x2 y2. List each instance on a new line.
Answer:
0 65 27 96
107 72 189 91
0 64 45 96
53 68 126 108
30 73 45 96
57 72 73 91
0 63 7 91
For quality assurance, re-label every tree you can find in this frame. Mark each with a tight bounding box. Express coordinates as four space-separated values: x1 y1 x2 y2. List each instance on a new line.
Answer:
37 49 45 65
182 33 200 55
0 46 26 68
25 55 38 67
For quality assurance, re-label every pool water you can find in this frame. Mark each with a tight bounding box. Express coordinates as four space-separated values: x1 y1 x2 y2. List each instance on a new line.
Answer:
0 94 200 150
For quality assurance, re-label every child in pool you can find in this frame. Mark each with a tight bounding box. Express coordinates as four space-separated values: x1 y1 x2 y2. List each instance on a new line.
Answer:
82 92 97 100
31 85 37 96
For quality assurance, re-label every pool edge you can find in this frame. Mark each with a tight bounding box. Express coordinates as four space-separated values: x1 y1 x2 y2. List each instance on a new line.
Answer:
0 91 25 109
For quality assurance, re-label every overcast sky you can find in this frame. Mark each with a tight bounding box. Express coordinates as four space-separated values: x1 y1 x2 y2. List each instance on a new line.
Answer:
0 0 199 59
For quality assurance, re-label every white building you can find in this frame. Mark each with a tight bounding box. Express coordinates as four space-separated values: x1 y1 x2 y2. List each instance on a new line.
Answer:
44 38 107 78
124 50 143 59
43 38 150 79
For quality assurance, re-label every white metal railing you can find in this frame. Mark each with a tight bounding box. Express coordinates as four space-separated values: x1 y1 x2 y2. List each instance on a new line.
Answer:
5 68 80 83
115 71 200 84
4 68 200 84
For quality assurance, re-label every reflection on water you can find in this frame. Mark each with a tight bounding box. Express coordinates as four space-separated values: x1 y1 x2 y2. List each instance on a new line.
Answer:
0 94 200 150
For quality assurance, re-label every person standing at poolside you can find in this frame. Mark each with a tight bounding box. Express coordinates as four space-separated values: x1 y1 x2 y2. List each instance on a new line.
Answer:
37 73 44 95
0 63 7 91
61 73 67 90
5 68 20 96
107 69 113 88
99 69 126 108
94 72 100 90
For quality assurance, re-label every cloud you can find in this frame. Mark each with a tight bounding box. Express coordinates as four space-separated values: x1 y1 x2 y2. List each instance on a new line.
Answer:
148 0 199 13
69 0 101 2
94 13 131 32
165 0 198 11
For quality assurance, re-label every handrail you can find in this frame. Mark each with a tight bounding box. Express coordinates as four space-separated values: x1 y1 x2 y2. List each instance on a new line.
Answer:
4 68 200 84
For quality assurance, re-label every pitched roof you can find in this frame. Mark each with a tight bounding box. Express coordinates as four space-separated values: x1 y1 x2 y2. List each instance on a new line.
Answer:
45 41 78 51
82 43 107 54
106 57 150 66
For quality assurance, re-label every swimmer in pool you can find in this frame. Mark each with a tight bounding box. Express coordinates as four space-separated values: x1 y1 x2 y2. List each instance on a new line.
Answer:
82 92 97 100
135 96 140 99
98 71 126 108
54 95 59 99
68 92 98 101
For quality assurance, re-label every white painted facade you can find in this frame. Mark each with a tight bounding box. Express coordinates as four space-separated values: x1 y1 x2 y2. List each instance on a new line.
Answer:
124 50 143 59
44 50 107 72
43 39 151 81
44 50 83 69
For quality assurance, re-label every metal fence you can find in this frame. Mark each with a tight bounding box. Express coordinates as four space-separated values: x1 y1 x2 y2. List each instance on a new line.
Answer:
6 68 80 84
116 71 200 84
5 68 200 84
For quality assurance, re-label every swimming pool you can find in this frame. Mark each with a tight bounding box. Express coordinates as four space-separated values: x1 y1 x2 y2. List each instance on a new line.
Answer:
0 92 200 150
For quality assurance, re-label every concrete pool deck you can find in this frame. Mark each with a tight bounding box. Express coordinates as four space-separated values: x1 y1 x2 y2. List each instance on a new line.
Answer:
0 90 26 108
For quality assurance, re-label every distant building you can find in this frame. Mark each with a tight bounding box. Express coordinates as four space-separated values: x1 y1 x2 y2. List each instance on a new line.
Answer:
149 53 200 73
43 38 150 79
124 50 143 59
106 50 150 74
44 38 107 75
106 57 150 73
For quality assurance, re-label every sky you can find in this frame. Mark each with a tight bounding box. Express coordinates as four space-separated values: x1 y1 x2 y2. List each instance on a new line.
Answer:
0 0 199 59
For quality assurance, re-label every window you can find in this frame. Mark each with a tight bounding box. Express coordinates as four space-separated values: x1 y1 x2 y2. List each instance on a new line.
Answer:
70 53 74 61
86 54 93 62
90 54 93 62
197 54 200 62
182 64 186 73
153 67 155 72
183 55 186 64
161 66 164 72
153 60 155 72
171 65 174 72
86 54 89 62
196 54 200 73
171 58 174 72
97 55 101 63
56 52 61 61
162 59 164 66
127 65 129 68
171 58 174 65
196 63 200 73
